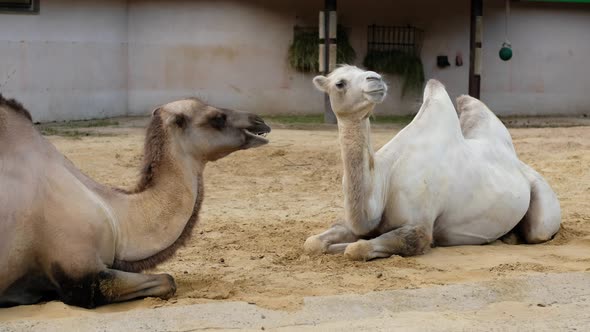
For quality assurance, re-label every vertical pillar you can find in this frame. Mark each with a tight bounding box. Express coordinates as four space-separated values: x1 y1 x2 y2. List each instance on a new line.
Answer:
469 0 483 98
320 0 337 124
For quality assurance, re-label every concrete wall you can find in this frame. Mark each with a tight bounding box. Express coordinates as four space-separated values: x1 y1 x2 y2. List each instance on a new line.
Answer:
0 0 128 122
482 1 590 116
127 0 318 116
1 0 589 120
127 0 471 116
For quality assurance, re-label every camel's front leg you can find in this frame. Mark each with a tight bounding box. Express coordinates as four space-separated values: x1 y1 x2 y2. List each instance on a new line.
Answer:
344 224 432 261
304 223 359 255
53 267 176 308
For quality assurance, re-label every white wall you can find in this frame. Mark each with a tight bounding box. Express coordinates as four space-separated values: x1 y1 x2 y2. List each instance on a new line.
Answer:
482 1 590 116
127 0 321 116
0 0 128 122
127 0 471 116
1 0 589 121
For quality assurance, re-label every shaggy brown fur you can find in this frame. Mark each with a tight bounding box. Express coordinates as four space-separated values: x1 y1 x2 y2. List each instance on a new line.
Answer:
111 110 170 196
0 94 32 122
131 108 167 194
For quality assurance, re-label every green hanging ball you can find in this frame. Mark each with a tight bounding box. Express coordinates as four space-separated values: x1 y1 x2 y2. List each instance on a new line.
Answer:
499 42 512 61
499 47 512 61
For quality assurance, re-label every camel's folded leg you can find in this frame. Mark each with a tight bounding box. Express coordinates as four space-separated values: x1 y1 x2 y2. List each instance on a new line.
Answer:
53 266 176 308
344 225 432 261
0 274 56 307
304 223 359 255
518 169 561 244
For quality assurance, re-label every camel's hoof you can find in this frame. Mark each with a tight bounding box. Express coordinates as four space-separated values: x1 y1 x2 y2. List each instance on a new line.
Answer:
344 240 372 261
500 231 525 245
159 274 177 300
303 236 328 255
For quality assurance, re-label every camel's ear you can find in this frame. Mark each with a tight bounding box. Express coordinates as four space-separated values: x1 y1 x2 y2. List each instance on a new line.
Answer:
313 75 329 92
160 109 189 130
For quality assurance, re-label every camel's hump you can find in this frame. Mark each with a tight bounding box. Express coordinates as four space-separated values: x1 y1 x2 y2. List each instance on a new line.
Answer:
422 79 447 102
456 94 481 114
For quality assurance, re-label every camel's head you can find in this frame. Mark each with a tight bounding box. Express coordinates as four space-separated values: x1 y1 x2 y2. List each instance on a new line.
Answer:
313 65 387 120
155 98 271 162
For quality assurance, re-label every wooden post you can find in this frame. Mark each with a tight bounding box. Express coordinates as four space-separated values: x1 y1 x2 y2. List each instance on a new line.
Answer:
321 0 337 124
469 0 483 98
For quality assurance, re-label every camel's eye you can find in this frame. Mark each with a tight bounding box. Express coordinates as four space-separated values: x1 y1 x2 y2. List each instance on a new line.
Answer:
209 113 227 130
335 80 346 89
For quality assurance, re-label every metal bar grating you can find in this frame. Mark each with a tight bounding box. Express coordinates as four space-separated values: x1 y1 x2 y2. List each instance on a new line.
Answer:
367 25 424 56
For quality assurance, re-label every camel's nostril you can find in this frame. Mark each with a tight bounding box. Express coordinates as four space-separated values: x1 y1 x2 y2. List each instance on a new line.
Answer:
251 115 265 124
246 115 271 135
367 76 381 81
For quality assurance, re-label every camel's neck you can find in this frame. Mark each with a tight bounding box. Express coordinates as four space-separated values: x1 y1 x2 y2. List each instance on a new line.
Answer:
110 151 203 272
108 128 205 272
337 116 378 235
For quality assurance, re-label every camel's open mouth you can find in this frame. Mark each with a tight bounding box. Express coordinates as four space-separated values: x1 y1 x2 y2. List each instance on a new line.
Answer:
245 129 269 139
243 123 271 147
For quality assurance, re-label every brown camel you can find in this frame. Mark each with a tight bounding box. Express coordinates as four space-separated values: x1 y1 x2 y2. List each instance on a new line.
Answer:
0 95 270 308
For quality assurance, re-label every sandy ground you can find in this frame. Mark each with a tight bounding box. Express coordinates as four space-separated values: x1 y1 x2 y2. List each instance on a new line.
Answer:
2 272 590 331
1 120 589 329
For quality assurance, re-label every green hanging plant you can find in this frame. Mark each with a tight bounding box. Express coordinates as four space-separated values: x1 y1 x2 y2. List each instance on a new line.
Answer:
288 25 356 73
288 27 319 73
363 50 424 96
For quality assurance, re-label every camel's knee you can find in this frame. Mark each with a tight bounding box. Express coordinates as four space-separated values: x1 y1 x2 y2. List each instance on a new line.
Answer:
398 226 432 256
51 264 112 308
345 225 432 261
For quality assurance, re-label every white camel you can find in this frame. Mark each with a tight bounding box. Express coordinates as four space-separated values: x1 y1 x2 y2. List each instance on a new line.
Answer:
304 65 561 261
